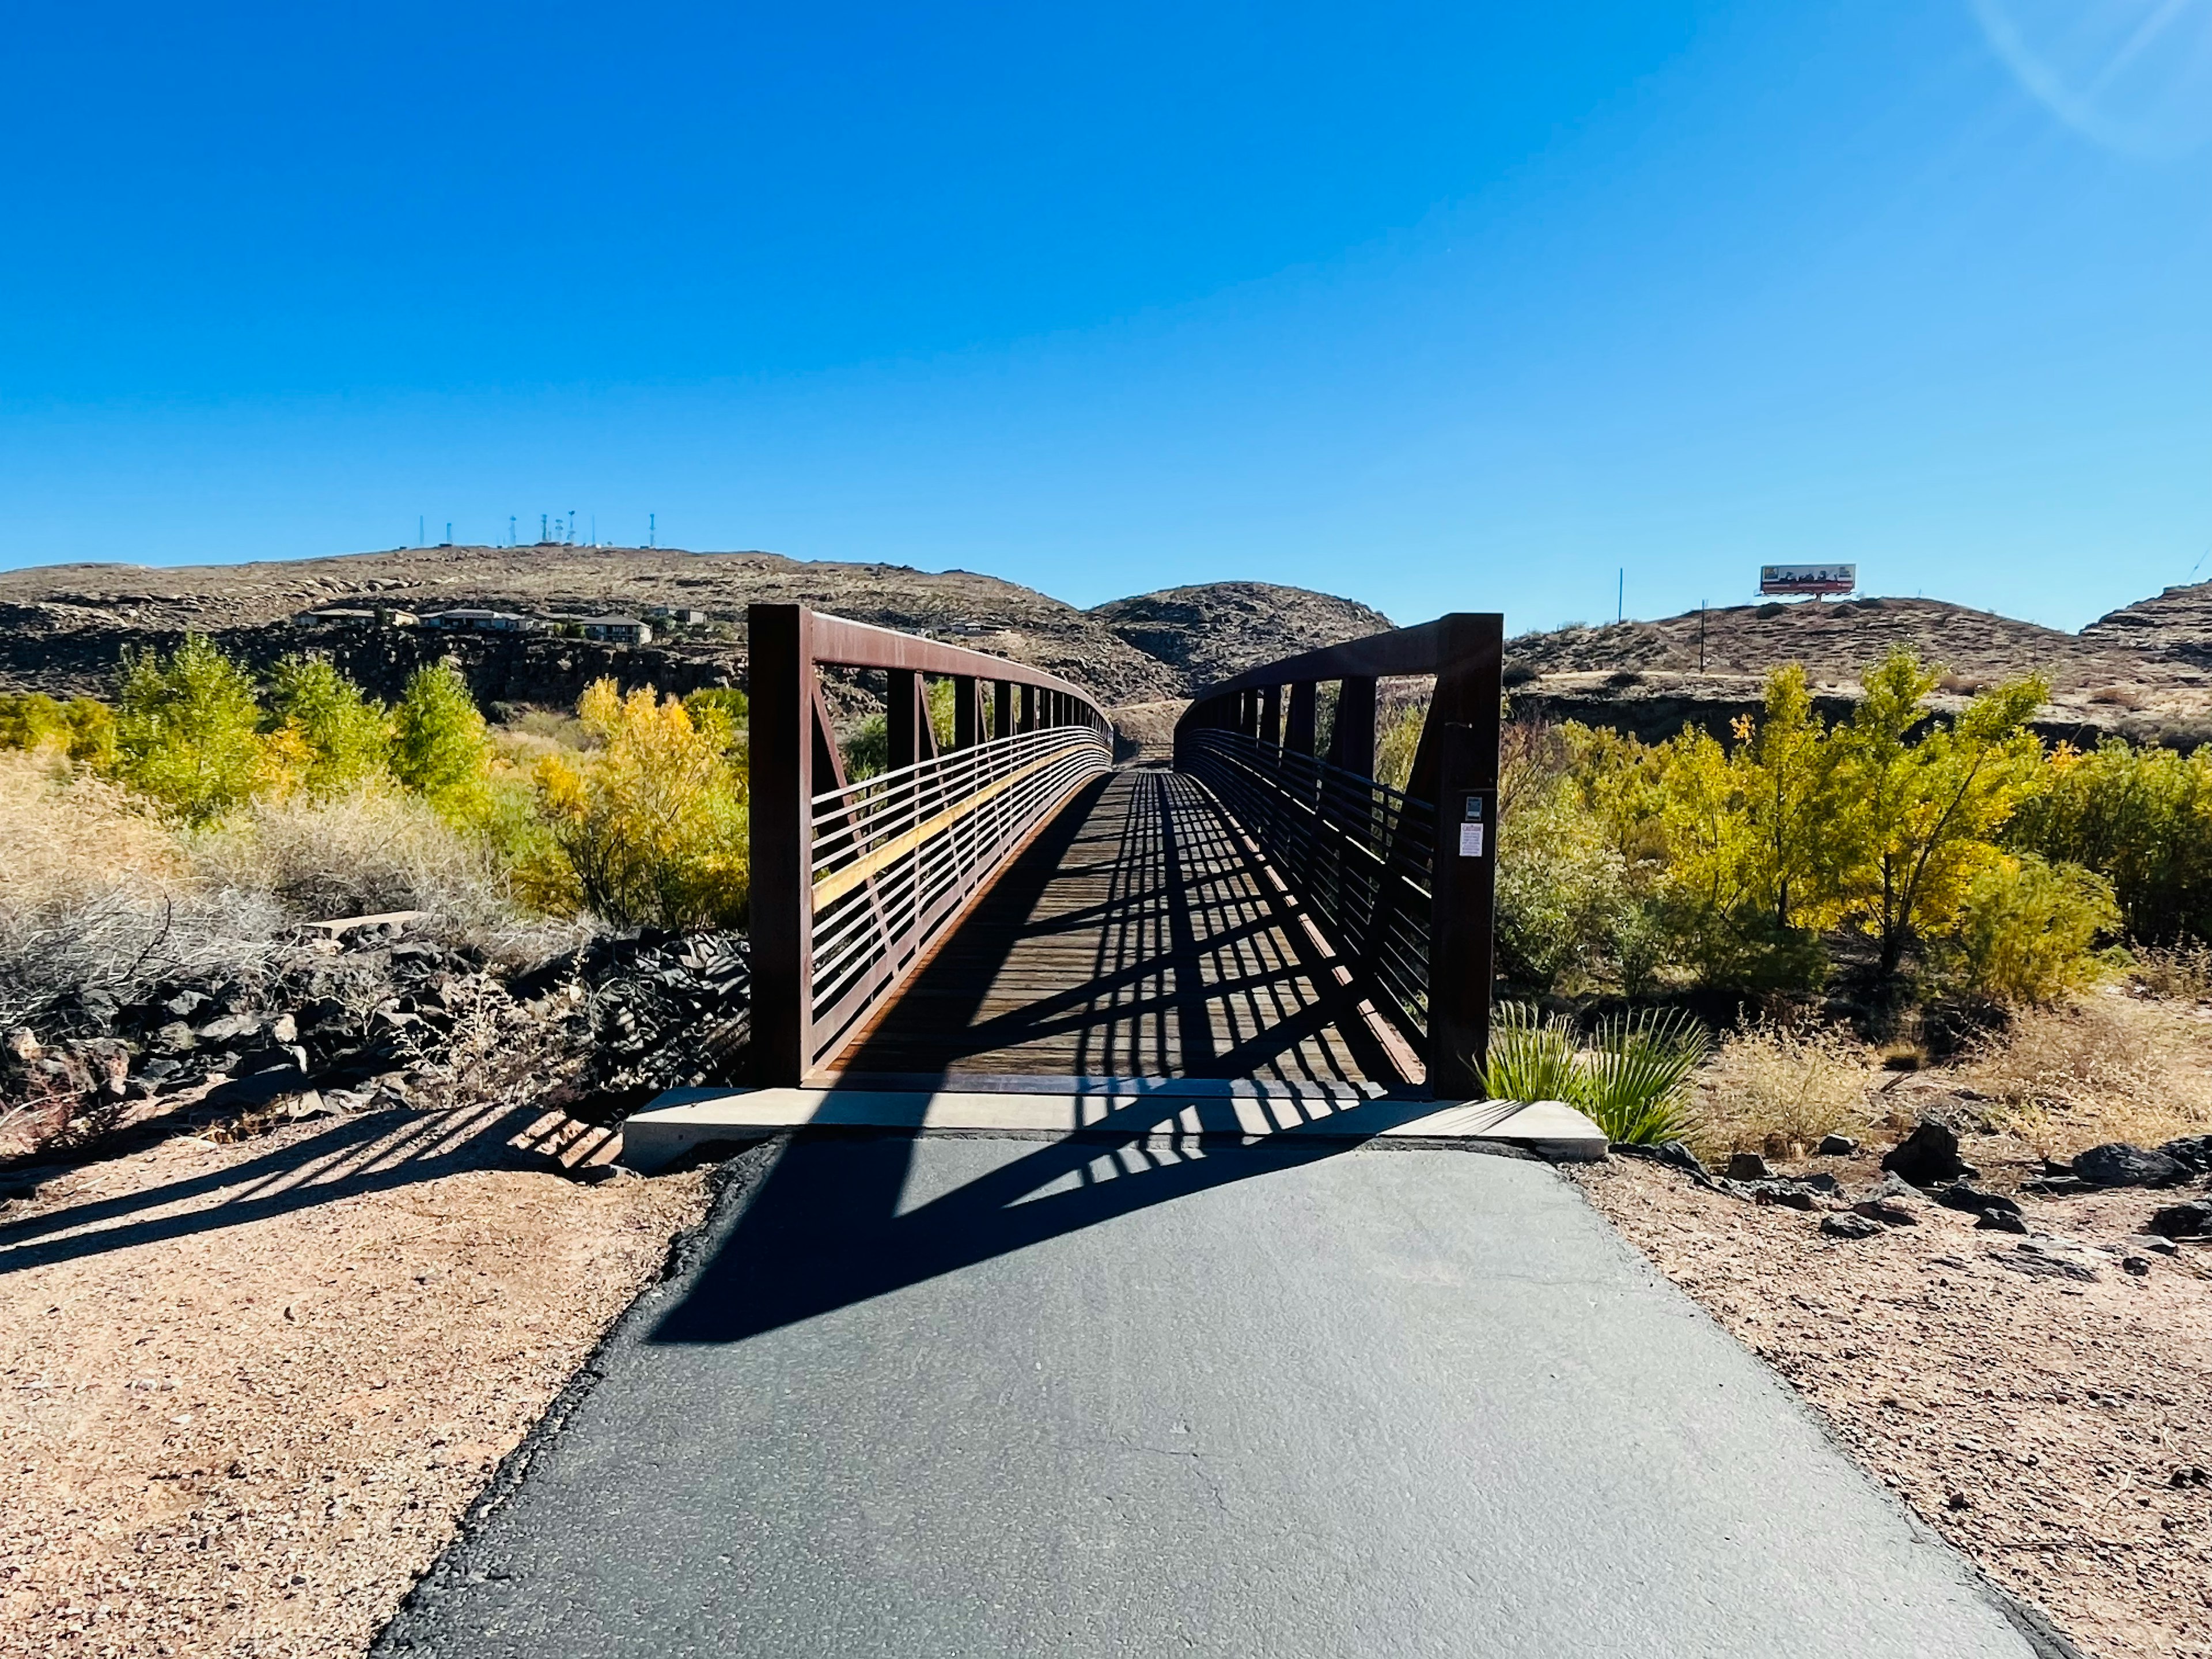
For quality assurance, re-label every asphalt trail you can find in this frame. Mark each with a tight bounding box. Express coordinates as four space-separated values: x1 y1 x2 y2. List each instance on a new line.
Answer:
376 1132 2055 1657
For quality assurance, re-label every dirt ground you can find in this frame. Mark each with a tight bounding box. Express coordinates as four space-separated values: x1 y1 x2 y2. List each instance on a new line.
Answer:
0 1102 709 1659
1580 1152 2212 1659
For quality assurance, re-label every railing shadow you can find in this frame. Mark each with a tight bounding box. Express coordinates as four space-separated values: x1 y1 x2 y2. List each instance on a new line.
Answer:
0 1100 570 1277
650 1095 1423 1346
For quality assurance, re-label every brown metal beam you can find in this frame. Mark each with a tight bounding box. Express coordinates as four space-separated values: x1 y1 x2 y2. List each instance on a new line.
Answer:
747 604 812 1086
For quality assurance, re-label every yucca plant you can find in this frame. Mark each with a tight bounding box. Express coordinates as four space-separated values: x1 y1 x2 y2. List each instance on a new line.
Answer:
1484 1002 1580 1105
1575 1008 1712 1144
1481 1002 1712 1146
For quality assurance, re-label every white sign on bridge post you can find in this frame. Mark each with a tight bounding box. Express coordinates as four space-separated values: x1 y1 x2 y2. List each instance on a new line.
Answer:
1759 563 1856 597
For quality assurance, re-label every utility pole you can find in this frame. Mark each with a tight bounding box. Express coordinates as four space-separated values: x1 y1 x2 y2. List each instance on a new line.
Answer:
540 513 548 544
443 521 452 547
509 514 517 547
649 512 656 549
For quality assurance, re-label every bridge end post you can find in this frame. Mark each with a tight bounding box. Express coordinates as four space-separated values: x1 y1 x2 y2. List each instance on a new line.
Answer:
1425 614 1503 1100
748 604 813 1087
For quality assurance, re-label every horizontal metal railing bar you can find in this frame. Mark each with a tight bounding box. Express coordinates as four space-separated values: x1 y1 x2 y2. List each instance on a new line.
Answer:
812 748 1070 909
805 611 1103 704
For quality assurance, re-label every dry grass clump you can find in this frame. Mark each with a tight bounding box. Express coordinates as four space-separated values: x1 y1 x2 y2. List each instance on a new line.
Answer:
1688 1020 1877 1161
192 787 518 925
1962 990 2212 1157
0 752 282 1030
2132 942 2212 1002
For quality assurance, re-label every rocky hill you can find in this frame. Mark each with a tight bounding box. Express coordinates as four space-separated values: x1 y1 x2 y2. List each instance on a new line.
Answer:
3 544 2207 749
0 546 1391 715
1504 590 2212 750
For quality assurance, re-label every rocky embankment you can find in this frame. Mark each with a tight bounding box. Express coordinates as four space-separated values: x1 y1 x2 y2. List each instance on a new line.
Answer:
1 919 751 1171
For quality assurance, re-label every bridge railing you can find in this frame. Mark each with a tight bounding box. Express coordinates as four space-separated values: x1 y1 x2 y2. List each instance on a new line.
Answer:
749 604 1113 1083
1173 612 1502 1097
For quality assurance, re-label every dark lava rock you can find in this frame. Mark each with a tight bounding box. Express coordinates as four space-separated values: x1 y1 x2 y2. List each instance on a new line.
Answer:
1936 1183 2022 1218
1796 1171 1844 1197
1614 1141 1711 1183
2158 1134 2212 1177
2146 1198 2212 1240
1816 1134 1858 1156
1751 1184 1818 1211
1726 1152 1772 1181
1974 1208 2028 1234
1821 1213 1885 1240
1881 1120 1976 1187
2073 1142 2187 1189
1851 1199 1920 1228
2122 1255 2152 1277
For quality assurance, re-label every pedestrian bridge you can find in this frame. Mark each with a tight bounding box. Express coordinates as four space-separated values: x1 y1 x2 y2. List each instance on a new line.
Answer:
626 603 1613 1161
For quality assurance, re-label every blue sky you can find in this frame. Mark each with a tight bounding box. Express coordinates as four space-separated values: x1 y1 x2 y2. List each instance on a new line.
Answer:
3 1 2209 634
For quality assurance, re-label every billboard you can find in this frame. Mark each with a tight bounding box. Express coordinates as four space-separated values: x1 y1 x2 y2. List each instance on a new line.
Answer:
1760 563 1856 597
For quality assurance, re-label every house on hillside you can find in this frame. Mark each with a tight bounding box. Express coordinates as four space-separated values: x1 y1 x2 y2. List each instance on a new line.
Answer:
646 605 709 626
577 615 653 645
292 605 420 628
422 608 549 635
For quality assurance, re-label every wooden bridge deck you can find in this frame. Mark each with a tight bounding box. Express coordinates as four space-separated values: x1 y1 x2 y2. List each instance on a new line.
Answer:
829 768 1418 1086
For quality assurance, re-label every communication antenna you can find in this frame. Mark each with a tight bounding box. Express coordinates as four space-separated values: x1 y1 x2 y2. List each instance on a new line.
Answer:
649 512 656 549
444 521 452 547
509 515 517 547
541 513 548 544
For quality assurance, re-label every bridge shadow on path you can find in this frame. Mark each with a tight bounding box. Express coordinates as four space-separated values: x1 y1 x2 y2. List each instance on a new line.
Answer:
649 1094 1445 1347
834 766 1409 1085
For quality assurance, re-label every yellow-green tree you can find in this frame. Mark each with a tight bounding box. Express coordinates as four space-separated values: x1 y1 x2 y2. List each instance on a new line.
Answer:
391 664 493 818
269 656 391 794
532 679 749 930
113 635 271 824
1832 648 2047 981
0 692 113 766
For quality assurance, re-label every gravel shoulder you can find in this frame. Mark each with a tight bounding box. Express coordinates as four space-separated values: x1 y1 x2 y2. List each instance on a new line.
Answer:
1578 1154 2212 1659
0 1104 708 1659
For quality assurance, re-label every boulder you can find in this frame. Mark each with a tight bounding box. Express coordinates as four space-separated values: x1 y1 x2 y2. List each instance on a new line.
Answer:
2072 1142 2187 1189
1881 1120 1976 1187
153 1021 198 1054
2157 1134 2212 1177
2146 1198 2212 1240
1935 1183 2022 1218
1816 1134 1858 1156
1821 1213 1885 1240
1851 1199 1919 1227
1726 1152 1772 1181
1974 1208 2027 1234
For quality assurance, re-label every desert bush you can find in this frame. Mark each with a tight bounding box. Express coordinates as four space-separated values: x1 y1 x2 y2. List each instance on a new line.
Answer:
268 654 391 793
1375 701 1426 794
1962 993 2212 1157
1690 1021 1874 1161
113 634 273 824
0 751 282 1029
2009 737 2212 945
1940 854 2119 1004
532 679 749 930
1484 1002 1711 1144
2133 941 2212 1001
190 786 524 926
0 692 114 764
842 714 889 782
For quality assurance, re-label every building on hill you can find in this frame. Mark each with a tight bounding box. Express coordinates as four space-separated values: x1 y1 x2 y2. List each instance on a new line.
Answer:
647 605 709 626
423 608 549 635
293 605 420 628
577 615 653 645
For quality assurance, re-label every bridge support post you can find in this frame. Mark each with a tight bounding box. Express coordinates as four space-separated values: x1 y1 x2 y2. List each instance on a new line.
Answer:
953 675 979 749
1328 677 1376 777
1286 681 1316 754
748 604 812 1087
1425 615 1503 1099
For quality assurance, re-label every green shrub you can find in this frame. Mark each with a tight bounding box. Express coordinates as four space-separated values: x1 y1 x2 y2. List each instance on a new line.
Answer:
1943 853 2120 1004
1483 1003 1581 1104
2009 738 2212 944
113 635 270 825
